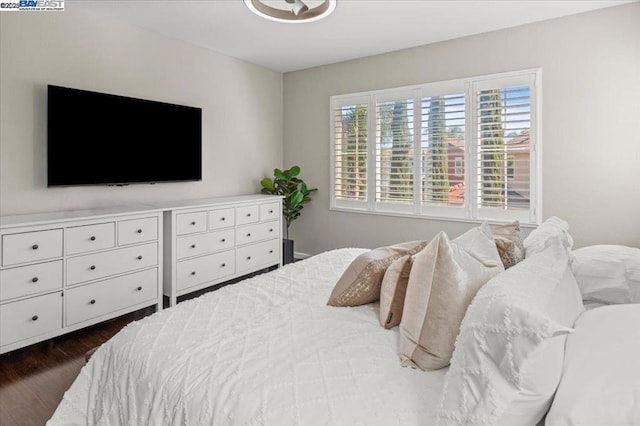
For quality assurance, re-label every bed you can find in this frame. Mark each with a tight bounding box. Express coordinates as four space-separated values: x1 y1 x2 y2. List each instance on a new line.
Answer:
48 248 448 425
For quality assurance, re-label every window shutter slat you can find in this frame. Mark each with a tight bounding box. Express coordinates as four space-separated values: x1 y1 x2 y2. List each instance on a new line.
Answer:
334 103 368 202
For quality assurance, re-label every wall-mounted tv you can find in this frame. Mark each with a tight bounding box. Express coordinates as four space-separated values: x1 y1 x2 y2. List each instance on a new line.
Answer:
47 85 202 187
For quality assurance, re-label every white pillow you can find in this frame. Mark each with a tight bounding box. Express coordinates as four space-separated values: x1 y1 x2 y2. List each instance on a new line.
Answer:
546 304 640 426
571 244 640 305
523 216 574 257
436 238 584 426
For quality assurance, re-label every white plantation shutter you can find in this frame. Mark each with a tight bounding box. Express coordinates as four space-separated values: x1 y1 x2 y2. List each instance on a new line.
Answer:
473 73 536 222
375 97 414 207
330 69 539 224
421 92 466 208
332 101 369 207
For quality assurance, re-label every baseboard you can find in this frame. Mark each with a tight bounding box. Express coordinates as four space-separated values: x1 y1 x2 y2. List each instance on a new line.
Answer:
294 251 311 260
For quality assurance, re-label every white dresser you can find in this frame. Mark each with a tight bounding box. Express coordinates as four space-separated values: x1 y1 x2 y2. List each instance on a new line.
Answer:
159 195 282 306
0 207 163 354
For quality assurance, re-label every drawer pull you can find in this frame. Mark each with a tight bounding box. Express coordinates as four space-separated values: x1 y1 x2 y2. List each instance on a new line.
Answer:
269 210 274 214
269 250 274 254
221 217 226 221
246 233 251 237
137 286 142 291
190 221 196 226
90 265 96 270
221 238 226 243
31 277 39 283
137 229 143 234
90 299 96 305
190 244 196 249
246 256 252 260
32 244 39 250
221 263 226 267
90 236 96 241
137 255 143 260
269 229 273 232
246 213 251 217
32 315 39 321
190 271 196 276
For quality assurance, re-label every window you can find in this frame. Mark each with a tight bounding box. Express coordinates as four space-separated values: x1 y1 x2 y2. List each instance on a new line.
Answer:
330 69 540 224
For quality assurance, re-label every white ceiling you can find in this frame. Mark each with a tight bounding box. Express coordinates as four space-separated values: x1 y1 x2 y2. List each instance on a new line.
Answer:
73 0 635 72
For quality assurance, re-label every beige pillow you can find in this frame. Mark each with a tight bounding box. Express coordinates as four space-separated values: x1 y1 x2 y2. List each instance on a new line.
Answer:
398 223 504 371
327 240 427 307
379 255 413 329
491 221 525 269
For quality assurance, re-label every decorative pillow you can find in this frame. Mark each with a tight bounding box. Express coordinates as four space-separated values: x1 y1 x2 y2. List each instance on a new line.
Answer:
545 305 640 426
571 244 640 305
326 240 427 307
437 238 584 426
491 221 525 269
379 255 412 329
398 223 504 371
524 216 574 257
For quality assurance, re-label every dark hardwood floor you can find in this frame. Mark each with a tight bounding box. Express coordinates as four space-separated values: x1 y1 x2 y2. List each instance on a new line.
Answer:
0 307 155 426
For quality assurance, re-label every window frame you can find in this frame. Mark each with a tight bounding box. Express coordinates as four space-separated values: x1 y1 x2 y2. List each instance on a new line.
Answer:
329 68 542 225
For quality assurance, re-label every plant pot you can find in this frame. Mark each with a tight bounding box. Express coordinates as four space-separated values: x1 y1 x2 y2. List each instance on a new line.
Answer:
282 239 294 265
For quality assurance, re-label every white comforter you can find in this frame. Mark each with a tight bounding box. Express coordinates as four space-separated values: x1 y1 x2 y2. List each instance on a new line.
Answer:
49 248 446 425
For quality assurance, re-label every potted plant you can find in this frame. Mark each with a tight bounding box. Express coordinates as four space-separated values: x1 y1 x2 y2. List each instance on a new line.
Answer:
260 166 317 264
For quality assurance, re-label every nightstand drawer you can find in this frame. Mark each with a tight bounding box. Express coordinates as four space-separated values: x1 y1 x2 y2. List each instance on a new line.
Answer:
208 208 235 230
236 239 280 274
176 212 207 235
2 229 63 266
236 220 279 246
176 229 235 260
65 269 157 326
0 292 62 347
235 205 259 225
66 222 115 255
118 217 158 246
0 260 63 302
176 250 235 291
66 242 158 285
260 202 281 221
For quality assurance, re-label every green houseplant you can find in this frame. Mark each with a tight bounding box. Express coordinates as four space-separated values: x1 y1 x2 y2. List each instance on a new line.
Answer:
260 166 317 264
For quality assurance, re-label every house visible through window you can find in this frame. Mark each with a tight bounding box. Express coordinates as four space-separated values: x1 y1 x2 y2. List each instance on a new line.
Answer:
330 69 540 223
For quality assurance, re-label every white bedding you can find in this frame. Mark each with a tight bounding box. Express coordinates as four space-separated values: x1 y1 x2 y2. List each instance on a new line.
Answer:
49 248 447 425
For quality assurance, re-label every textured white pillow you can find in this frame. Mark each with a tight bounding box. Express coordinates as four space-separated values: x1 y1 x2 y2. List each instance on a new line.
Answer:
571 245 640 305
437 239 584 426
546 304 640 426
523 216 574 257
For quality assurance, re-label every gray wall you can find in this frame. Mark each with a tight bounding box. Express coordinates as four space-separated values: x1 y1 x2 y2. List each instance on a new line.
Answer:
283 3 640 254
0 5 283 215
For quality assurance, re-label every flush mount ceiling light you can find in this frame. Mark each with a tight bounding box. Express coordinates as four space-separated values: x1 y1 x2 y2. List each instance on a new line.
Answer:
243 0 337 23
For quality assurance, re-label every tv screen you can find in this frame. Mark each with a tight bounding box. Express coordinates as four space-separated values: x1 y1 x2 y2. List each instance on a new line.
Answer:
47 85 202 186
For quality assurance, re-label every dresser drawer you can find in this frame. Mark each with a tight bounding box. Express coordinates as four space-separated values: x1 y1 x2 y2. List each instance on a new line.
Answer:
176 229 235 260
260 202 281 221
176 250 235 291
208 208 235 230
235 205 259 226
236 239 280 274
2 229 63 267
66 222 115 255
236 220 279 246
66 242 158 286
176 212 207 235
65 269 158 326
118 217 158 246
0 292 62 347
0 260 63 302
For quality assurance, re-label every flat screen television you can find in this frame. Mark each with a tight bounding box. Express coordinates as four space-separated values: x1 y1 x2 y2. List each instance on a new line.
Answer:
47 85 202 186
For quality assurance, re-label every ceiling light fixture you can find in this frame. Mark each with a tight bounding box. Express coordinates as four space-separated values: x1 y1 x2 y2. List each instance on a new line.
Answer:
243 0 337 23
